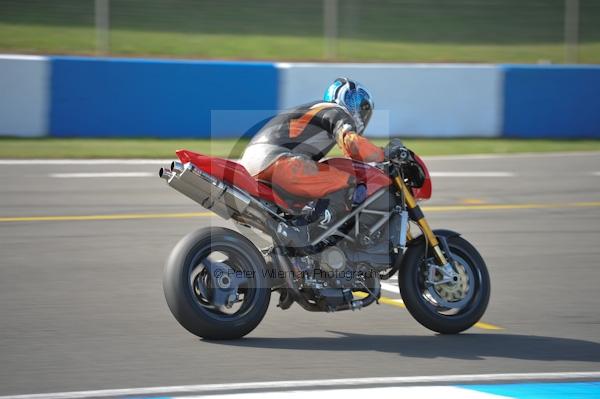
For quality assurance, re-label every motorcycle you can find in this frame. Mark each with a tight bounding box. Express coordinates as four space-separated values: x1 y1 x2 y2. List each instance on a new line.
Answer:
160 144 490 339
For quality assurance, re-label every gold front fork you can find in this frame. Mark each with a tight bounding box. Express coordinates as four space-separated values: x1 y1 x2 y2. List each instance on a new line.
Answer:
393 176 448 265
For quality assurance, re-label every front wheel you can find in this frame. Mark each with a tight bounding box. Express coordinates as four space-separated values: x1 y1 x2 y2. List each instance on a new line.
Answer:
163 227 271 340
399 235 490 334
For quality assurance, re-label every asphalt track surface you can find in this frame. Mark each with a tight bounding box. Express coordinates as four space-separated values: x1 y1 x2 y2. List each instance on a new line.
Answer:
1 152 599 396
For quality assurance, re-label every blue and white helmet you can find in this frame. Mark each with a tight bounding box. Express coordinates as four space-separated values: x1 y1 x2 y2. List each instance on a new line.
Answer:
324 77 374 135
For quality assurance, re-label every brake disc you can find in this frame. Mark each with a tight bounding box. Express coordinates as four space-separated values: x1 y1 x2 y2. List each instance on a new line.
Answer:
424 255 474 310
434 262 469 302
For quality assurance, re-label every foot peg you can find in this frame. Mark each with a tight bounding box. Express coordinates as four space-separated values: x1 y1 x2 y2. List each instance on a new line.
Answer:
267 219 310 248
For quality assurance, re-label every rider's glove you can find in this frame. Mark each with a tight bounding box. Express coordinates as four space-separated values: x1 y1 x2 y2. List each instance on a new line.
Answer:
384 138 409 162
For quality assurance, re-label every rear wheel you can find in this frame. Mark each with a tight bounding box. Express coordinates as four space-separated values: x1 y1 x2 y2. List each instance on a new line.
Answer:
163 227 271 340
399 235 490 334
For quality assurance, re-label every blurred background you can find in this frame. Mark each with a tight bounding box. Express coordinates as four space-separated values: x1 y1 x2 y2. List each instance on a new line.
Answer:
1 0 599 63
0 0 599 155
1 3 600 397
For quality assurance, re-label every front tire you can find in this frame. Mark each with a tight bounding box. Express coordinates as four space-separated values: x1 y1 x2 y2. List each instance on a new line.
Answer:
399 235 490 334
163 227 271 340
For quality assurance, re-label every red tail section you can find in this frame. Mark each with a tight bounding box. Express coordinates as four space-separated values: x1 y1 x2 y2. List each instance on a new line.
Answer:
176 150 291 210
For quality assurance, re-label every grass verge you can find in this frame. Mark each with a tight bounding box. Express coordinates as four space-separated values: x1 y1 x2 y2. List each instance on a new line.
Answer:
0 138 599 159
2 0 600 64
2 23 600 63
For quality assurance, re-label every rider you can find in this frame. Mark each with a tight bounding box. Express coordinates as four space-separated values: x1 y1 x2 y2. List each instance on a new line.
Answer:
240 77 384 204
239 77 386 246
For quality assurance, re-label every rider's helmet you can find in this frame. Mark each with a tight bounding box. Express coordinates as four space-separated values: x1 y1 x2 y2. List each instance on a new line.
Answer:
324 77 374 135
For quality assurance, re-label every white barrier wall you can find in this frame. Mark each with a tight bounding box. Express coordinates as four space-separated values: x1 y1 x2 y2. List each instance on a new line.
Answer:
0 55 49 137
278 63 503 138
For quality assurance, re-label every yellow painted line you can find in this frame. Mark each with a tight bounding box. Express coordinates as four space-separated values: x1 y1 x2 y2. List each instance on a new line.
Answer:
353 291 503 331
1 201 600 223
473 321 504 331
0 212 214 223
378 296 406 308
460 198 487 205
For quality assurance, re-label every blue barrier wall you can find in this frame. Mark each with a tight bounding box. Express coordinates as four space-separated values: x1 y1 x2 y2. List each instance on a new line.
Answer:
503 66 600 138
49 57 279 138
2 54 600 139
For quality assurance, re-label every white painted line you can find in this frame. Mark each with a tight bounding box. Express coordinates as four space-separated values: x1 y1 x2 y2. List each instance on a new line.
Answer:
381 281 399 294
177 386 504 399
0 159 170 165
0 151 598 166
49 172 154 178
2 372 599 399
430 172 515 177
422 151 600 161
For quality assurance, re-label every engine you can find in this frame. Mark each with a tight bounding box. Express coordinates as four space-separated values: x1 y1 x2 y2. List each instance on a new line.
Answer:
291 242 387 311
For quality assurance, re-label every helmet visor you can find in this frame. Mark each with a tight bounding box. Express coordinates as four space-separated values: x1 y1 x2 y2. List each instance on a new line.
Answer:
344 88 373 134
359 97 373 129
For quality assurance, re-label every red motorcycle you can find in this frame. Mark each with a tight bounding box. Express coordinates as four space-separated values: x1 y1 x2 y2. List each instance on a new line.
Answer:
160 145 490 339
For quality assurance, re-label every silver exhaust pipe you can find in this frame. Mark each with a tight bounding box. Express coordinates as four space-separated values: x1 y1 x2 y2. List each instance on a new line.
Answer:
159 162 251 220
160 161 286 228
170 161 184 174
159 167 173 181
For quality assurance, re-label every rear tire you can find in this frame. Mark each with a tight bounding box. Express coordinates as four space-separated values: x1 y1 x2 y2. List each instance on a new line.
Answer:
163 227 271 340
399 235 490 334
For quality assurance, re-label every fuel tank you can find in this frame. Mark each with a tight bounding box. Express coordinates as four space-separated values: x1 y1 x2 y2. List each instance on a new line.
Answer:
320 158 391 197
321 158 396 228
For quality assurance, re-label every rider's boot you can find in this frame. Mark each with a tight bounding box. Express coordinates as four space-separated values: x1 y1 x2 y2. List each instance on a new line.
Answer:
313 183 367 227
